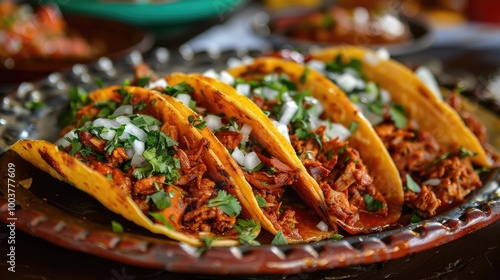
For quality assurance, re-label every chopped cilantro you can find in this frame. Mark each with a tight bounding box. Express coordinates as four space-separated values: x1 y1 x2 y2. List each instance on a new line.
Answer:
137 76 152 87
474 167 490 175
235 219 261 246
68 137 83 156
188 115 206 130
207 190 242 217
331 233 344 240
389 104 408 129
134 101 147 111
364 194 385 211
405 174 421 193
149 211 174 230
241 162 265 172
410 212 422 223
95 77 104 88
326 149 334 160
271 230 288 245
322 13 334 29
198 236 219 254
255 195 267 208
57 86 90 128
458 146 477 159
349 121 359 133
130 115 162 129
111 220 124 233
150 190 171 210
300 67 310 84
163 81 194 97
106 173 113 180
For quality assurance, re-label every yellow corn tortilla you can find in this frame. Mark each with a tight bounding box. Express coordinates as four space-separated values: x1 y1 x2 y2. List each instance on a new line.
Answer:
10 86 265 246
311 46 493 167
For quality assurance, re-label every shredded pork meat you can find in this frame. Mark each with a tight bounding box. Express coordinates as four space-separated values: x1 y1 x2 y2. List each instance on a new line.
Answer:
375 121 482 218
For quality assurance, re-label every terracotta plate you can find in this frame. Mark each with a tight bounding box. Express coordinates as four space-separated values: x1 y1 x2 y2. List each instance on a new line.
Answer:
0 49 499 275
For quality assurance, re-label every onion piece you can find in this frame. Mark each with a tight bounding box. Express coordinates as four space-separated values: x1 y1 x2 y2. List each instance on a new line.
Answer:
148 124 159 131
205 115 222 131
337 72 359 92
376 48 390 61
146 78 168 90
131 154 147 167
273 120 290 142
176 93 192 107
112 105 133 116
92 118 121 129
316 221 329 232
422 178 442 186
326 123 351 142
115 116 131 124
219 70 235 85
415 66 443 101
125 148 134 158
203 68 219 79
120 123 147 142
227 57 242 68
235 83 250 96
279 100 299 125
132 140 145 155
244 152 261 170
55 130 78 148
240 123 253 142
231 148 245 166
262 86 279 100
306 59 325 72
99 129 116 141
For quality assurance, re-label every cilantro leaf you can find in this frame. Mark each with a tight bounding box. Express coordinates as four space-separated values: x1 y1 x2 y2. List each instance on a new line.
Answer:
410 212 422 223
188 115 206 130
198 236 219 254
271 230 288 245
364 194 385 212
349 121 359 133
149 211 174 230
300 67 310 84
255 195 267 208
57 86 90 128
25 100 46 110
405 174 421 193
235 219 261 246
163 81 194 97
389 104 408 129
111 220 124 233
331 233 344 240
458 146 477 159
207 190 242 217
150 190 171 210
137 76 152 87
134 101 147 111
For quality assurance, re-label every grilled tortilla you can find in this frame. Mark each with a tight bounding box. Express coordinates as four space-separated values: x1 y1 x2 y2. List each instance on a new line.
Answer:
10 86 264 246
220 57 403 234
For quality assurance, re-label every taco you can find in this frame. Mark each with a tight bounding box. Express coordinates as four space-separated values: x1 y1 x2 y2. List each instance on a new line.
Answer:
197 57 405 234
139 72 338 243
309 46 496 218
10 85 265 246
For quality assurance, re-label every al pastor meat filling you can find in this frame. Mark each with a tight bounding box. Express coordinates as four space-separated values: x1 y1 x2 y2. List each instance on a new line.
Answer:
224 70 389 227
158 80 301 238
56 87 247 237
314 54 483 218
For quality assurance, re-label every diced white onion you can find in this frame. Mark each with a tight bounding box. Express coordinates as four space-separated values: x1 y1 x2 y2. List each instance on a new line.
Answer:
326 72 341 81
262 86 279 100
131 154 147 167
55 130 78 148
316 221 329 232
235 83 250 96
308 117 323 131
202 68 219 79
99 129 116 141
125 148 134 158
115 116 131 124
337 72 359 92
380 89 391 104
176 93 192 107
281 92 293 102
219 70 235 85
205 115 223 131
422 178 442 186
240 123 253 142
279 100 299 125
273 120 290 142
92 118 121 129
244 152 261 170
148 124 159 131
363 109 384 126
241 56 254 65
376 48 390 61
112 105 133 116
146 78 168 90
306 59 326 72
325 123 351 142
227 57 242 68
195 106 207 113
264 73 279 83
364 52 380 66
231 148 245 166
415 66 443 101
120 123 147 142
358 91 377 103
132 140 145 155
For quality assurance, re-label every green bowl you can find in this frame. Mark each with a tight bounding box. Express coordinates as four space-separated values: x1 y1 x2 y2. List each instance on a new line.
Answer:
41 0 246 27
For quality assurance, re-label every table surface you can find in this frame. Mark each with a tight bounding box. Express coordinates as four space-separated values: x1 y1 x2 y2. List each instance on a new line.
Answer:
1 3 500 280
